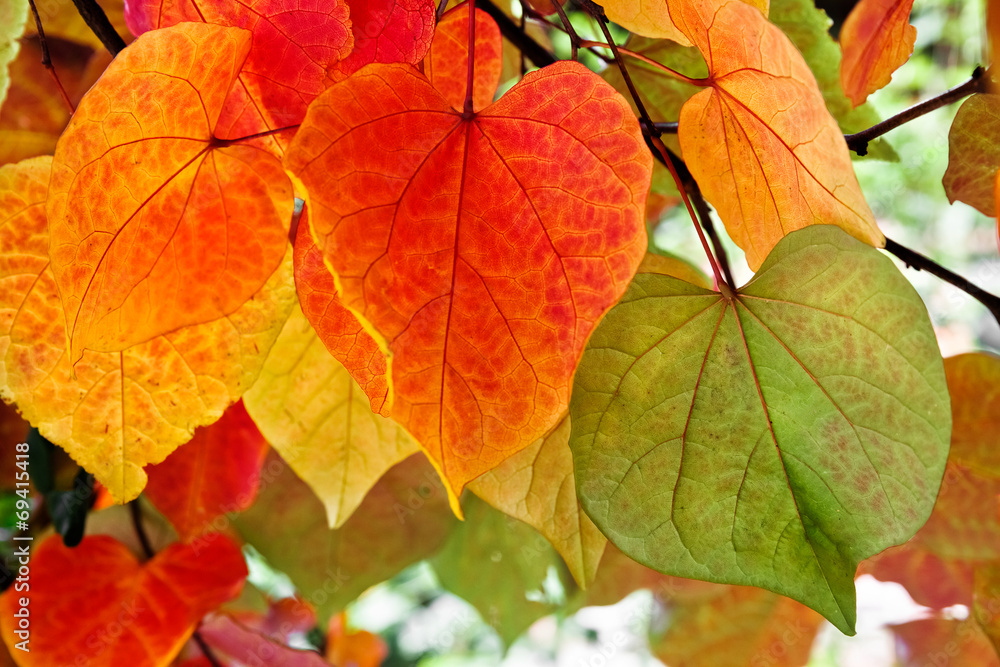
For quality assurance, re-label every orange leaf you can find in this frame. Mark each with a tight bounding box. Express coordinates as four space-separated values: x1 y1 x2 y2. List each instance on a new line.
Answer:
424 3 503 113
47 23 292 358
328 0 436 81
294 217 390 416
839 0 916 107
326 613 387 667
0 156 297 503
285 61 650 505
124 0 352 142
866 353 1000 608
0 533 246 666
144 400 270 541
891 618 1000 667
600 0 767 45
674 0 882 270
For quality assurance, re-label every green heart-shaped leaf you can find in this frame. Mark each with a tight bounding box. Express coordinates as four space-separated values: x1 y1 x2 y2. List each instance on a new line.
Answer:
569 225 950 634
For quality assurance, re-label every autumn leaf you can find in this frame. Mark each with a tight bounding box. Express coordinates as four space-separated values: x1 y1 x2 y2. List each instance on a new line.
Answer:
286 60 651 506
424 3 503 113
243 305 419 529
469 414 607 589
0 533 246 666
328 0 437 80
293 216 390 416
673 0 882 270
123 0 353 140
944 94 1000 216
432 493 573 644
867 352 1000 608
0 1 28 109
0 39 101 166
194 612 331 666
326 613 388 667
601 0 768 45
144 400 270 541
891 618 1000 667
0 156 297 503
569 225 950 634
47 22 293 358
235 452 457 619
839 0 916 108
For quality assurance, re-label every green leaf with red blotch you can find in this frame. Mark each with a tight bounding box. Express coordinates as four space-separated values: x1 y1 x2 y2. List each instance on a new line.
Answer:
0 533 246 666
569 225 950 634
327 0 436 81
47 23 293 359
285 60 651 507
144 400 270 542
866 352 1000 608
943 95 1000 216
234 452 457 620
123 0 353 142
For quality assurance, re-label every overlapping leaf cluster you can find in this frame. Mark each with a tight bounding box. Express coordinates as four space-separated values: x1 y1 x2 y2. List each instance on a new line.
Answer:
0 0 997 664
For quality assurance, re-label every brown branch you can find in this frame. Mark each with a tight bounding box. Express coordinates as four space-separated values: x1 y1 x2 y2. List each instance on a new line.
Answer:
845 67 988 156
27 0 74 113
68 0 127 57
883 237 1000 328
129 500 155 559
478 0 556 67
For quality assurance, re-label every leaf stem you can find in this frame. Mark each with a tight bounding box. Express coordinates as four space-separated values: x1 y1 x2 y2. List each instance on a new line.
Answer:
578 41 709 87
650 135 728 292
689 182 735 288
27 0 75 114
464 0 477 117
845 67 989 156
550 0 580 61
478 0 556 67
653 121 678 134
436 0 450 21
129 500 155 560
191 629 225 667
883 237 1000 328
68 0 126 57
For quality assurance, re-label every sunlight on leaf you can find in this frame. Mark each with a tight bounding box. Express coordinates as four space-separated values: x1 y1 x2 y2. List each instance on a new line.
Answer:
47 23 293 358
0 533 246 666
243 306 419 529
294 217 390 416
425 3 503 113
328 0 436 80
569 225 950 634
1 155 296 503
286 61 651 507
674 0 882 270
839 0 916 108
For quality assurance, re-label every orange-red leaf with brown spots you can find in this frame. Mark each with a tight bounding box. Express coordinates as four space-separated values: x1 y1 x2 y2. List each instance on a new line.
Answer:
673 0 882 270
47 23 292 359
285 61 651 505
0 533 246 667
839 0 916 107
144 400 270 542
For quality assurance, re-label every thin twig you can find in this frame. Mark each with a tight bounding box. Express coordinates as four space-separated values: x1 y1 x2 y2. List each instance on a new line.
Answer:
883 237 1000 328
584 5 657 129
478 0 556 67
27 0 74 113
653 121 679 133
578 40 708 86
549 0 579 61
191 629 225 667
689 185 735 288
129 500 155 559
68 0 127 57
437 0 450 20
845 67 988 155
